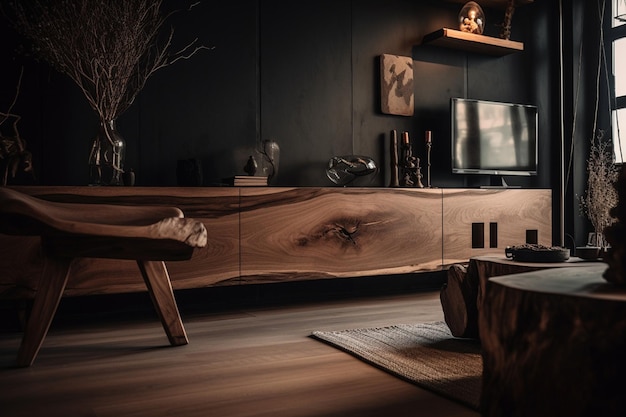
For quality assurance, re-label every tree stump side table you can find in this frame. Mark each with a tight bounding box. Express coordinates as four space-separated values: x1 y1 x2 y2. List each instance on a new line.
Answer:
479 264 626 417
441 255 598 339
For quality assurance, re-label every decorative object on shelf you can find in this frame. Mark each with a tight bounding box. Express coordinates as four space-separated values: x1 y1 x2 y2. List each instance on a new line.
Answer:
88 120 125 186
459 1 485 35
500 0 516 40
603 165 626 284
389 130 400 187
578 129 618 251
256 139 280 183
399 132 424 188
9 0 210 186
177 158 203 187
379 54 414 116
244 155 258 176
425 130 432 188
326 155 378 186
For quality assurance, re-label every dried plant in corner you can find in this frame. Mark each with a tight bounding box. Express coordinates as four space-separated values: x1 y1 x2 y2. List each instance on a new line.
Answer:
579 130 619 247
0 68 34 186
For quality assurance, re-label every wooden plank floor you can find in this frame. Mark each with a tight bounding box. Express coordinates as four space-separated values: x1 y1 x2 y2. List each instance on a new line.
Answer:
0 288 479 417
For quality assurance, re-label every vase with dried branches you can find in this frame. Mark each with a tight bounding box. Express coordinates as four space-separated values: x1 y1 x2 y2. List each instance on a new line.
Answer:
8 0 209 185
579 130 619 249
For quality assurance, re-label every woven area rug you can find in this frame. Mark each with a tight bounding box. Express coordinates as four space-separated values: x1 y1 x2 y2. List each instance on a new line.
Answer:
311 321 482 410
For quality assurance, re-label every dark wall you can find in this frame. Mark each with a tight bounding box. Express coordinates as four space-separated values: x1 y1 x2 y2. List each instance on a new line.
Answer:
2 0 572 240
260 0 353 185
1 0 556 186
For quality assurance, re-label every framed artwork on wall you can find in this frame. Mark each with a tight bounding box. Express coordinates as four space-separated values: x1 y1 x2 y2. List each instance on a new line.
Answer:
380 54 414 116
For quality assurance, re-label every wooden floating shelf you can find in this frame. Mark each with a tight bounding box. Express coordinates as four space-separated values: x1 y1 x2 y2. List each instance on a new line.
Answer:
421 28 524 56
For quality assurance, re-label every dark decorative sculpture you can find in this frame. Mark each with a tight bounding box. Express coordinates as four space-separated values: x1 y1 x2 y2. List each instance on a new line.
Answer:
244 155 258 176
326 155 377 186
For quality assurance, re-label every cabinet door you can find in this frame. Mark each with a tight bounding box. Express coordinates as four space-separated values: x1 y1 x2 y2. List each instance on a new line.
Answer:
240 187 443 283
442 189 552 266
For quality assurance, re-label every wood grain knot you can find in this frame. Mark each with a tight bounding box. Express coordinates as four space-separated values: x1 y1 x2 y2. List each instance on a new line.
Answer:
296 218 365 249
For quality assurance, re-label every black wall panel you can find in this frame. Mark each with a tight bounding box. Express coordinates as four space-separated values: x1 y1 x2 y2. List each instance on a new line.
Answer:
1 0 582 245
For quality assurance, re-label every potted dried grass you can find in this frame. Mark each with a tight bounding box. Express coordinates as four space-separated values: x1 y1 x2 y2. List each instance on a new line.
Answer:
578 130 619 256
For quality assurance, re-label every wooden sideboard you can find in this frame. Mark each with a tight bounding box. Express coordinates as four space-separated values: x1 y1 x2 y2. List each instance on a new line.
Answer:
0 186 552 299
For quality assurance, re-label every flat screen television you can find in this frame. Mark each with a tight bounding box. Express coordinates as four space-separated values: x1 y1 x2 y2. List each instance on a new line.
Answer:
451 98 538 177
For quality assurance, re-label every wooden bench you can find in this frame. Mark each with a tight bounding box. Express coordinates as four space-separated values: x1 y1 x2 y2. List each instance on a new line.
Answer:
0 187 207 367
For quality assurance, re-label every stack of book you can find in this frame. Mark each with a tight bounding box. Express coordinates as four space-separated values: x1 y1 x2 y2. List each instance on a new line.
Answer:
227 175 268 186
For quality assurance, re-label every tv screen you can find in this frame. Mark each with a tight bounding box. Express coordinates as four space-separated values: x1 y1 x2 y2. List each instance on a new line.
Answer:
451 98 538 176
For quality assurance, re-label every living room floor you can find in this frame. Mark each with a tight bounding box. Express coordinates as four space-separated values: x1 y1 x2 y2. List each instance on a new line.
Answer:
0 284 479 417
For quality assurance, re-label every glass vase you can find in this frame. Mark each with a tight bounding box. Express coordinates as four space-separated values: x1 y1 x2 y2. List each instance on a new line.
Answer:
459 1 485 35
88 119 125 186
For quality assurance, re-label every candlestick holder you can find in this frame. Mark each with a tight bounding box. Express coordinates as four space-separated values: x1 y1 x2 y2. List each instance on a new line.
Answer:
425 130 432 188
389 130 399 187
399 131 424 188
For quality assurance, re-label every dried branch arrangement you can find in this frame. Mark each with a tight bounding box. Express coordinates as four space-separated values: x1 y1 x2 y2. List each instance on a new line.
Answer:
579 130 619 243
7 0 210 122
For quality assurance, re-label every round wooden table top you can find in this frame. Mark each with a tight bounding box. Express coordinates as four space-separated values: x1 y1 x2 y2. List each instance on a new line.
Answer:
472 254 598 268
488 263 626 302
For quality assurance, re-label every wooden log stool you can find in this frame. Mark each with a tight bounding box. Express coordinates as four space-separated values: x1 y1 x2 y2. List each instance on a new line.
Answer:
0 187 207 367
441 256 598 339
479 264 626 417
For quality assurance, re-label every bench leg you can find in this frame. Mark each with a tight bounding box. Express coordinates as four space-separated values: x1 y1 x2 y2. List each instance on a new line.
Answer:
17 256 73 367
137 260 188 346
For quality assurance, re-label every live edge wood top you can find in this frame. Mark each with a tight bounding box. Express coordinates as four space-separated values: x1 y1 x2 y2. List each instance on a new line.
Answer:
489 263 626 302
471 254 595 268
0 186 552 299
